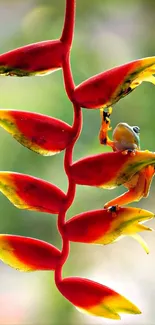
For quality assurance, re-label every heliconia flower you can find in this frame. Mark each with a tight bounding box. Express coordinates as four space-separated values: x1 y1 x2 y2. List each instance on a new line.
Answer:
64 207 154 253
0 172 65 213
0 110 73 156
70 150 155 188
0 234 61 271
58 277 141 320
73 56 155 109
0 40 66 76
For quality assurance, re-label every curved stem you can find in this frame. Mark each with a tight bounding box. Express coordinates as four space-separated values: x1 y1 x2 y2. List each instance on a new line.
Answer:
65 103 82 173
62 53 75 102
55 59 82 286
60 0 76 48
55 0 82 289
55 103 82 285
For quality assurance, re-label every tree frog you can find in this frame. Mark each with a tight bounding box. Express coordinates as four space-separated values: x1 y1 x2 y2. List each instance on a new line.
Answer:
99 107 155 208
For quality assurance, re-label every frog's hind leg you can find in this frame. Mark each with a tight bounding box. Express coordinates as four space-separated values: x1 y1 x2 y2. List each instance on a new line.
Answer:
104 170 146 208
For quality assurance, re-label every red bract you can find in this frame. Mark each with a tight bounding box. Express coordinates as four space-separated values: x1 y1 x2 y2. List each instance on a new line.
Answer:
65 207 153 253
0 235 61 271
58 277 141 319
0 110 73 155
70 150 155 188
0 40 66 76
73 57 155 109
0 172 65 213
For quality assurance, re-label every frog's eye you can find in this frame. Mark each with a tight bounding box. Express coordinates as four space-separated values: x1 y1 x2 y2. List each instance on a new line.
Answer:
133 126 140 134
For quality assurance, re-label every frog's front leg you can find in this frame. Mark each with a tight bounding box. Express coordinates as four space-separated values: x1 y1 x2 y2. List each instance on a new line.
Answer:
99 106 115 149
99 107 141 152
104 167 154 208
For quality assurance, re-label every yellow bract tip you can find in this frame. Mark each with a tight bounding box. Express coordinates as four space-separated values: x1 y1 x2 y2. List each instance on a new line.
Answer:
130 234 150 254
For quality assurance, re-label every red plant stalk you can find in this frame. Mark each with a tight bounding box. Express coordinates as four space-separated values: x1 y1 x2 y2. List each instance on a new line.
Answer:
54 0 81 285
55 101 82 285
60 0 75 48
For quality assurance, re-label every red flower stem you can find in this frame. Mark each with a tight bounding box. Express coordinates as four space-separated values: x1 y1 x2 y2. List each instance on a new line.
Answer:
55 103 82 286
60 0 76 48
62 53 75 102
55 0 82 287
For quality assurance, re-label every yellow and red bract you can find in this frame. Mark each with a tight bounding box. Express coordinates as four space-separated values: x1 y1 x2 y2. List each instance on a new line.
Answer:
0 235 61 271
58 277 141 319
65 207 154 253
70 150 155 188
73 56 155 109
0 110 73 156
0 172 66 213
0 40 67 76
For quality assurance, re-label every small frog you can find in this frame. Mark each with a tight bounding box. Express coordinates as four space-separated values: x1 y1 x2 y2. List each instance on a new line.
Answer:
99 107 155 208
112 122 140 151
99 107 140 152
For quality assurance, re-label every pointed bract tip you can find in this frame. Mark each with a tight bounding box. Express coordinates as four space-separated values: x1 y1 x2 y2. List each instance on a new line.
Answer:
58 277 141 320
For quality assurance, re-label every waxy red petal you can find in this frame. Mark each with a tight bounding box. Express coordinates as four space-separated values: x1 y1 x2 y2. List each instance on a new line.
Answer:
0 172 65 213
0 110 73 156
0 235 61 271
0 40 66 76
73 57 155 109
58 277 141 319
70 150 155 188
65 207 154 245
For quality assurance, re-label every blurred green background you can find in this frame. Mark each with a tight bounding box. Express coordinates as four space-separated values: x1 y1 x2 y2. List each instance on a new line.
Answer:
0 0 155 324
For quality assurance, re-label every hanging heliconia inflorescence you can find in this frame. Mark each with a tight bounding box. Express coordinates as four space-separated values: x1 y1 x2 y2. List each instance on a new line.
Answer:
0 0 155 320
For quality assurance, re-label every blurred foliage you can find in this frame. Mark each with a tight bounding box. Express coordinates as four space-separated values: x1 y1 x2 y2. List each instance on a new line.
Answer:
0 0 155 324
